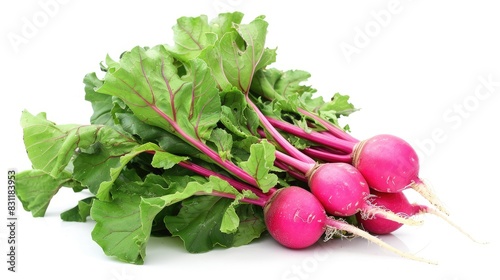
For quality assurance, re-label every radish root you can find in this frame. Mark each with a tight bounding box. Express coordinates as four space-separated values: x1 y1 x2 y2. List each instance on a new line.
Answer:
325 217 438 265
411 179 450 216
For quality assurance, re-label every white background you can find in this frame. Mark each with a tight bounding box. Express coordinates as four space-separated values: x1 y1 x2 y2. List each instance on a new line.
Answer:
1 1 499 279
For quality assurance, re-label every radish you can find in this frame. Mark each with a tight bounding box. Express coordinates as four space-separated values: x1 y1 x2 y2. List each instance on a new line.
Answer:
357 190 483 243
174 158 434 263
266 117 449 215
263 186 435 263
307 162 421 225
274 151 422 227
251 114 422 228
356 190 413 235
263 186 324 248
352 134 449 215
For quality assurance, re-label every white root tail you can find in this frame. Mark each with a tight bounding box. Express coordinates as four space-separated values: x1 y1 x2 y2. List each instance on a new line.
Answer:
326 217 438 265
362 206 424 226
421 206 488 244
411 180 450 216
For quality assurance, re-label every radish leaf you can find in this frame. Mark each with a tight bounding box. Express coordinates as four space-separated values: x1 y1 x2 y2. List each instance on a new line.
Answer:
97 45 221 142
238 140 278 193
201 17 276 93
60 197 94 222
15 169 74 217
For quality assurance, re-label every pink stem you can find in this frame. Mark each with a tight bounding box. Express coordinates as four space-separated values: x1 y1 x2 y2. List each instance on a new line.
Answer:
266 117 356 154
245 95 316 164
198 190 267 207
273 160 308 182
150 105 259 187
297 108 359 143
274 150 315 175
302 147 352 163
178 161 275 198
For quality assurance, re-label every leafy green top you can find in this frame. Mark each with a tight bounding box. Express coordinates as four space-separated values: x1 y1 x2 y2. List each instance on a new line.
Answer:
15 11 355 264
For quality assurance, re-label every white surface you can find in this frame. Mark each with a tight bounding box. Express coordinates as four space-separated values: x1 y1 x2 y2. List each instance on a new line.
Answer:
1 1 499 279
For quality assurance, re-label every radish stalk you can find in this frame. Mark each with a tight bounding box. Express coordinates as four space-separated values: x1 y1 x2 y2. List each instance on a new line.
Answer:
245 96 316 164
266 116 356 154
273 160 308 182
296 107 359 143
197 190 267 207
302 147 352 163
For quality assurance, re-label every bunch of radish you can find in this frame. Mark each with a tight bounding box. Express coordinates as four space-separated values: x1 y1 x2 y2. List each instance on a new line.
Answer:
15 11 483 265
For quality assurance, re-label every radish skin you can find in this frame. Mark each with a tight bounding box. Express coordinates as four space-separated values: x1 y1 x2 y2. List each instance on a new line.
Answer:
263 187 325 249
308 162 422 226
352 134 449 215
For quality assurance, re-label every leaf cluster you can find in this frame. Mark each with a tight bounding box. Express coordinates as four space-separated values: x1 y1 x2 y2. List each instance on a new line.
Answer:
16 12 356 264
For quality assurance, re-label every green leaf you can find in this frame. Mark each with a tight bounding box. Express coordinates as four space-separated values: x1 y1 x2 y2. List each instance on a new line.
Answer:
60 197 94 222
231 204 266 247
250 68 357 128
21 111 78 174
21 110 138 181
168 14 212 61
221 202 240 234
143 175 250 252
151 150 189 169
201 176 248 234
15 169 72 217
207 128 233 161
83 72 113 126
97 45 221 142
251 68 316 110
219 189 260 234
113 110 203 158
72 144 120 195
164 195 234 253
319 92 357 117
220 89 260 137
137 180 216 251
209 12 244 40
238 140 278 193
91 192 146 264
95 142 163 201
201 17 276 93
168 12 245 61
90 173 180 264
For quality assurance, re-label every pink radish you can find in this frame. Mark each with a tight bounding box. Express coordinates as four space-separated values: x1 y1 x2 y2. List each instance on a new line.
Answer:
356 190 413 235
174 157 426 257
307 162 422 226
263 186 435 263
275 151 421 227
357 190 484 243
266 118 449 215
167 161 435 264
352 134 449 215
